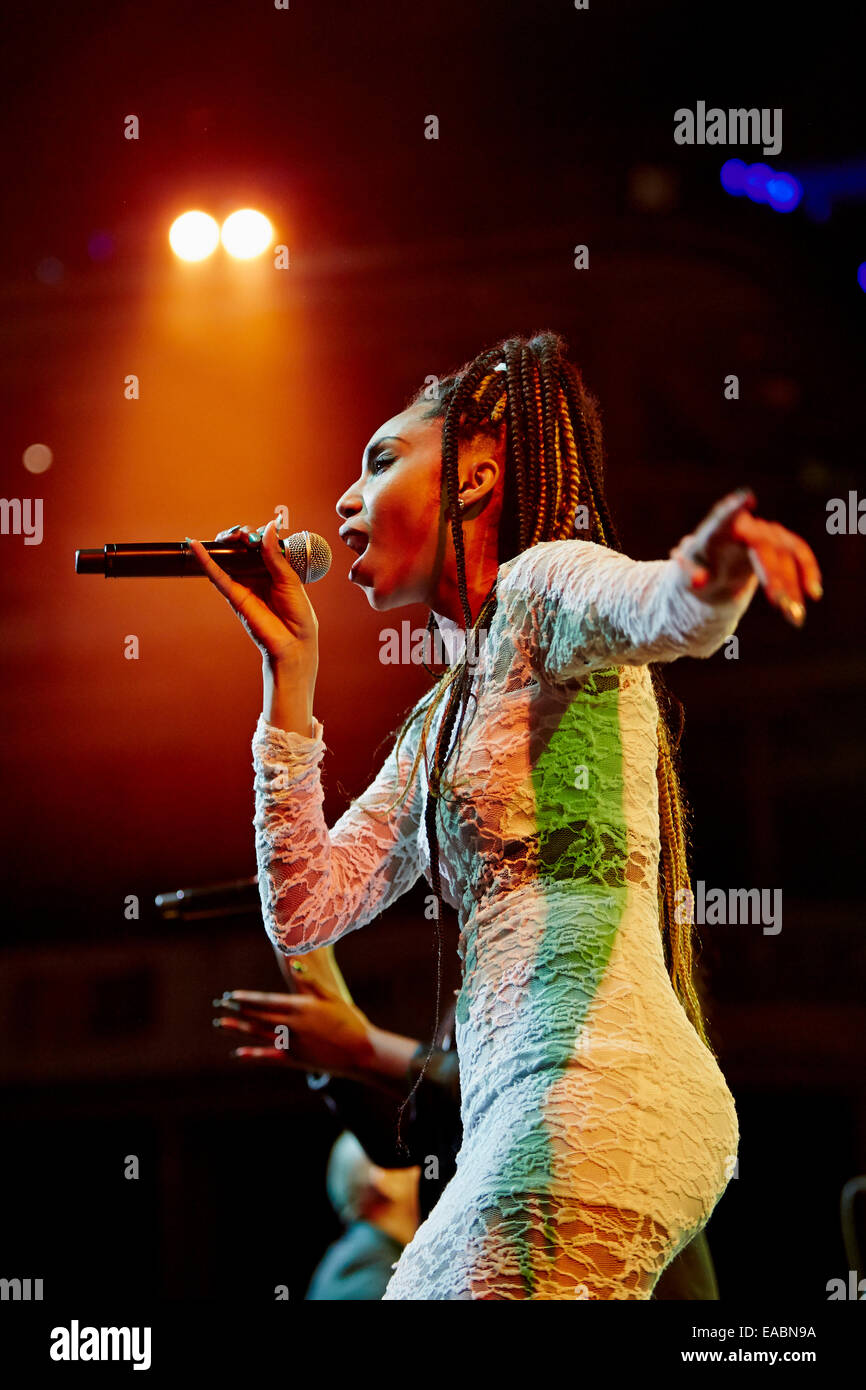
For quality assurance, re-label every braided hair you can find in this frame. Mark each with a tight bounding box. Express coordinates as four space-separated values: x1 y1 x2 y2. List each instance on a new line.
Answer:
386 331 713 1141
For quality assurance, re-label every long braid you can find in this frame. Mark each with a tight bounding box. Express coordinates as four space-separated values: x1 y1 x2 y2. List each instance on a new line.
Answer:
383 332 714 1131
558 386 581 535
504 345 530 551
393 349 504 1143
538 337 564 538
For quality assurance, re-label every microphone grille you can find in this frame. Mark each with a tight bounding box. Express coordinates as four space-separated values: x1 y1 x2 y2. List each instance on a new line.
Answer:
306 532 332 583
284 530 332 584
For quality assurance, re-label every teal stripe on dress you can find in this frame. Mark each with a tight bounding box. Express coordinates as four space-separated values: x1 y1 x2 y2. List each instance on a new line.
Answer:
482 666 630 1296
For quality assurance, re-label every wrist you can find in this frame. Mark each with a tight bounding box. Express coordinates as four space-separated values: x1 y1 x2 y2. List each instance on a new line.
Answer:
263 650 318 687
262 656 317 737
362 1025 423 1082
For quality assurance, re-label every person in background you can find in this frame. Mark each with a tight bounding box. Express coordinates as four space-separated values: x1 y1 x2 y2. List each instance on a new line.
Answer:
304 1131 419 1301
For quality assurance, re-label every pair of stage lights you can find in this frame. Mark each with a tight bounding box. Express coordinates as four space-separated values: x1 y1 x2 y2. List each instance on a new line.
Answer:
169 209 274 262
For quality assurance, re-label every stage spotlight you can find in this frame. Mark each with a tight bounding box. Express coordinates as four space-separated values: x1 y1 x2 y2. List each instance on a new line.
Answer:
765 173 801 213
221 209 273 259
744 163 773 203
721 160 802 214
720 159 748 195
169 211 220 261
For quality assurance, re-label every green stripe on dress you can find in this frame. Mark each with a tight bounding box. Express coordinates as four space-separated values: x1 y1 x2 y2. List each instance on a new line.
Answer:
482 667 629 1296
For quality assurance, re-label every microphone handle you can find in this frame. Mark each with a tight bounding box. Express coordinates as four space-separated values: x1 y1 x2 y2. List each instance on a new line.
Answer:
77 539 302 580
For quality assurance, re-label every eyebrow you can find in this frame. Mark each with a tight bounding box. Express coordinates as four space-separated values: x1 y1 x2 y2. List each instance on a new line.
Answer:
363 434 406 464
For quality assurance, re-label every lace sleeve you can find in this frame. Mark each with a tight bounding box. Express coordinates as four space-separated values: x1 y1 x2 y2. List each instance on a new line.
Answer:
497 538 758 684
252 707 426 956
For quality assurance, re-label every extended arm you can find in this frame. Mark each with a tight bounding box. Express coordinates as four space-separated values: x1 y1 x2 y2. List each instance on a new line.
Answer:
497 490 821 684
498 537 758 683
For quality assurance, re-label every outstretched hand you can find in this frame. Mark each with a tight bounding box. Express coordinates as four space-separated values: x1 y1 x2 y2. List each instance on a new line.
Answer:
670 488 823 627
212 981 375 1079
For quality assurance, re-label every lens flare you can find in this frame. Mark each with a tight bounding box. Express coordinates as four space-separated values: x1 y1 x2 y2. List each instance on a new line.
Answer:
169 211 220 261
221 209 273 259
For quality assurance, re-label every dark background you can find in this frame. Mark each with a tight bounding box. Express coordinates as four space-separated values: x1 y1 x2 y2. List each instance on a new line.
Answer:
1 0 864 1304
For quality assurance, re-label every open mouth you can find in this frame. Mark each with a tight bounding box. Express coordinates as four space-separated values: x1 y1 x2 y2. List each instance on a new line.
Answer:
340 528 370 578
342 531 368 557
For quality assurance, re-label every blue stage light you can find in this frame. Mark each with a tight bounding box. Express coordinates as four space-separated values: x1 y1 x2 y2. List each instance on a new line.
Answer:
766 174 802 213
721 161 804 214
720 159 748 194
744 163 773 203
857 263 866 293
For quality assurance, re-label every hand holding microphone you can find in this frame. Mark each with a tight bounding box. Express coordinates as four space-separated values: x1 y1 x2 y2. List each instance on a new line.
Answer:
75 520 323 732
187 521 321 672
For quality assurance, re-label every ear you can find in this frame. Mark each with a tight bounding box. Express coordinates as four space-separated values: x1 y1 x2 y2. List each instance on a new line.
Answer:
458 455 500 511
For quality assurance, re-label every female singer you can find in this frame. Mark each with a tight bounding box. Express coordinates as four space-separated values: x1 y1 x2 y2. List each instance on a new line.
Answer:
189 331 821 1299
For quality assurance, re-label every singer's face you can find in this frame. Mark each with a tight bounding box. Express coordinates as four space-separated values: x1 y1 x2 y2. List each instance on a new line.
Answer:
335 402 448 610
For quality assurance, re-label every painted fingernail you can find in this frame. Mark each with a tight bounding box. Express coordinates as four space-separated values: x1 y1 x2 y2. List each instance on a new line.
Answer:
810 580 823 599
781 596 805 625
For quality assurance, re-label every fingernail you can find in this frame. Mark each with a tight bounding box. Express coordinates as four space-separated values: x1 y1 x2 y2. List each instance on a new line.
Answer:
781 596 805 626
810 581 823 600
290 960 307 974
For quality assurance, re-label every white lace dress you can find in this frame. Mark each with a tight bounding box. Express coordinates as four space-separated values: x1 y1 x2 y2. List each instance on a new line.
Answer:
251 539 758 1299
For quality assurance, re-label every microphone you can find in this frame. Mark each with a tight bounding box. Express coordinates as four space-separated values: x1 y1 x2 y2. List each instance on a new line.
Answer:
154 874 260 922
74 531 332 584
